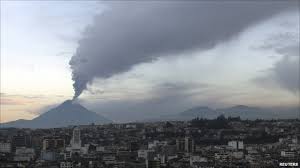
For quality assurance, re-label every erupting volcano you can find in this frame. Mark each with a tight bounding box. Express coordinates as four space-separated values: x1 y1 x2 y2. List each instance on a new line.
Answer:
3 100 111 128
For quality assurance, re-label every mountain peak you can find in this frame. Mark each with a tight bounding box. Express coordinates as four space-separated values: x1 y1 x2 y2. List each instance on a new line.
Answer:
3 99 111 128
55 99 87 112
61 99 80 107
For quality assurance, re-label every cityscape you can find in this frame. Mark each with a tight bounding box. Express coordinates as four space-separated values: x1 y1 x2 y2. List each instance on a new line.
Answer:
0 117 300 167
1 1 299 168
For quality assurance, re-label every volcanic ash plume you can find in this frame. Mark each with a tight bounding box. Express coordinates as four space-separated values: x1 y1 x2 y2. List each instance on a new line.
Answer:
69 2 296 99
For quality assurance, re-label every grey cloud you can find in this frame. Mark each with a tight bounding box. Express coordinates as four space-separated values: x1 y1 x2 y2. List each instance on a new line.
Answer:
276 44 299 57
81 82 251 122
273 56 299 92
88 88 105 95
255 57 299 93
70 2 296 99
259 32 299 56
254 34 299 93
81 82 212 122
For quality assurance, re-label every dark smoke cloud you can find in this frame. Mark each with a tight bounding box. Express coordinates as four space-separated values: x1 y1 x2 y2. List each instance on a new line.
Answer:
70 2 296 99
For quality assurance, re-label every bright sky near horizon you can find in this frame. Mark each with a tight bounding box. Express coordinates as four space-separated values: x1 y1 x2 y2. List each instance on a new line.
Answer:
1 1 102 121
1 1 299 122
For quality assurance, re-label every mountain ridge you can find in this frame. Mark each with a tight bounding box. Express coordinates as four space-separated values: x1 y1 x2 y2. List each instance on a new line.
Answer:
2 100 112 128
148 105 299 122
3 103 299 127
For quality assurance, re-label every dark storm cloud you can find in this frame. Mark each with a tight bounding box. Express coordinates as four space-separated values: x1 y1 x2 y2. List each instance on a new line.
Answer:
70 1 297 99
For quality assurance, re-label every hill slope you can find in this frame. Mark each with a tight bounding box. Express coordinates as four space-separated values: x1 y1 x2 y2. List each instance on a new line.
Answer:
3 100 111 128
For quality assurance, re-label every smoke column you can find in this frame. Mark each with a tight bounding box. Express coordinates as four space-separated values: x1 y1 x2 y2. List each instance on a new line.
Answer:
69 2 296 99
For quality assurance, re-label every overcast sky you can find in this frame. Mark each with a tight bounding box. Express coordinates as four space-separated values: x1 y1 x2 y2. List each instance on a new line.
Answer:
1 1 299 122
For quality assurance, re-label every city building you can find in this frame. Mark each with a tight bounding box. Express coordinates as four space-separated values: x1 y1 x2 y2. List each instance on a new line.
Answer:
42 136 65 150
0 142 11 153
228 140 244 150
70 127 81 149
184 137 195 153
14 147 35 161
60 161 73 168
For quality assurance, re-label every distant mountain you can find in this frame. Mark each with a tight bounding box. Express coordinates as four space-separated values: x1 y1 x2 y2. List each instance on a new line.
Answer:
147 106 221 121
217 105 270 120
155 105 298 121
267 106 300 119
179 106 220 119
3 100 112 128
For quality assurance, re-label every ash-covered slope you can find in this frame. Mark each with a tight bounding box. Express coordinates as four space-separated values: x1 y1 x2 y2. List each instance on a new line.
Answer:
3 100 111 128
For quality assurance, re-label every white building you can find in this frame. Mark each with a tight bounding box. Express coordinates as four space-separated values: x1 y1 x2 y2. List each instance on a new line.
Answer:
190 155 208 166
103 155 116 165
0 142 11 153
138 149 149 159
148 140 167 149
156 154 166 164
96 146 105 152
238 141 244 149
228 140 244 150
184 137 194 153
66 127 88 156
281 151 296 158
60 161 73 168
125 124 137 129
40 150 56 161
292 137 298 144
228 141 237 149
71 127 81 149
14 147 35 161
232 151 244 159
215 152 229 161
61 151 71 160
167 155 178 161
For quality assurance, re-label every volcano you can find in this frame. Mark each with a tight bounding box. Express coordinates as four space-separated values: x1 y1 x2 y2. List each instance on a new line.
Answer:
2 100 112 128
